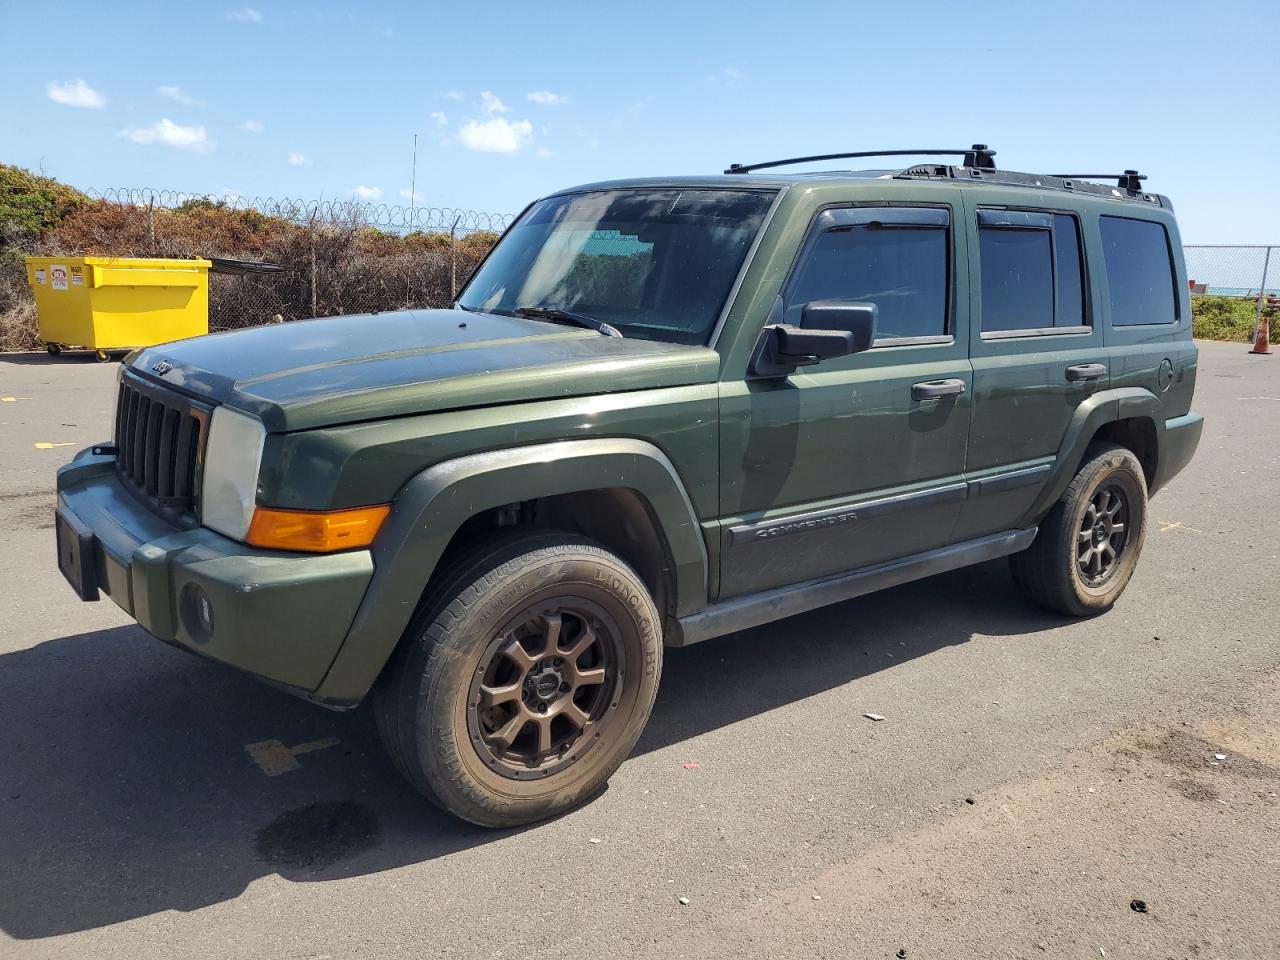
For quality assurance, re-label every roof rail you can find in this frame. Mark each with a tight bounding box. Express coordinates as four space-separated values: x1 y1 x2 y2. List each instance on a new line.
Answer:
1049 170 1147 192
725 144 996 175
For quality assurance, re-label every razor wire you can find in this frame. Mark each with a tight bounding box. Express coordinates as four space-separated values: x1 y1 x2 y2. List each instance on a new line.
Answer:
88 187 515 235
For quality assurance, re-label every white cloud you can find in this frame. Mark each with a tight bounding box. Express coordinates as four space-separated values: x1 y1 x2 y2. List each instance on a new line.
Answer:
352 185 382 201
399 188 425 203
46 79 106 109
120 118 213 152
429 110 447 127
443 90 465 101
535 146 556 158
456 116 533 154
226 7 262 22
527 90 568 106
287 151 308 166
158 85 202 107
480 90 508 115
240 119 265 133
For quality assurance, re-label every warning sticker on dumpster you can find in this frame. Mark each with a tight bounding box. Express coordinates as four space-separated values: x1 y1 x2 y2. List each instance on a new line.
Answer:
50 264 68 291
71 268 84 287
34 269 46 284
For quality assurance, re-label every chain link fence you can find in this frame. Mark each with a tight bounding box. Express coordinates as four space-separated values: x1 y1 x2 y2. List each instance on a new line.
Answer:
1184 245 1277 343
1184 245 1276 297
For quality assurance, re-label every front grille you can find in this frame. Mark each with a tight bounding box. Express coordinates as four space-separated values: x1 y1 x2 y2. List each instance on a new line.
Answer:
114 373 211 523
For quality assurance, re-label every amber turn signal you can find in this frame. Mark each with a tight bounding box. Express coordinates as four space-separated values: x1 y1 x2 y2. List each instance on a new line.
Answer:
246 504 390 553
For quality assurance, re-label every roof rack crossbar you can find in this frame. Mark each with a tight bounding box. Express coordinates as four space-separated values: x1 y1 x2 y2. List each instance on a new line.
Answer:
726 144 996 175
1049 170 1147 192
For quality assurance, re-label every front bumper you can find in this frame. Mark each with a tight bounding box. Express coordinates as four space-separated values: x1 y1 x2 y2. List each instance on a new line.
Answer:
55 448 375 696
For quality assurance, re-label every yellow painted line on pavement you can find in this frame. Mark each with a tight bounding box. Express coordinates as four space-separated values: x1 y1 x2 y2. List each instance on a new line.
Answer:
34 442 77 449
244 737 341 776
2 397 32 402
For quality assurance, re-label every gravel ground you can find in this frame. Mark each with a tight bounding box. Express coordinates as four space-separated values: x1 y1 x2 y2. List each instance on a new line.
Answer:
0 340 1276 959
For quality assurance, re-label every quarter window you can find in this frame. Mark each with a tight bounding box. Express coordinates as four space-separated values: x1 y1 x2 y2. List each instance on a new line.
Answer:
1100 216 1178 326
978 211 1085 333
786 209 949 339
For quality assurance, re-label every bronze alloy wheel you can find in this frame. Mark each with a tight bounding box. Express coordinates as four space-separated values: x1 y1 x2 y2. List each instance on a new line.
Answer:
466 599 623 780
1009 442 1148 617
373 532 662 827
1075 483 1130 587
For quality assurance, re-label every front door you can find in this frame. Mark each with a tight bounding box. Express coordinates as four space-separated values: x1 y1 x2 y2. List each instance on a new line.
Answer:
717 200 973 599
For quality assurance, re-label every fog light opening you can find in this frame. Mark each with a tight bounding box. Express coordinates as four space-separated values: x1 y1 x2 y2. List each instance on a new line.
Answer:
180 583 215 643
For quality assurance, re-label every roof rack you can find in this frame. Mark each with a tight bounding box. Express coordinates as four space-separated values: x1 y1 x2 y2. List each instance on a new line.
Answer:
725 144 997 175
1049 170 1147 192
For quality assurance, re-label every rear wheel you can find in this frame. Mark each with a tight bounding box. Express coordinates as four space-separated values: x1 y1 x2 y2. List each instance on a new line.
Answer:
1011 443 1148 617
374 531 662 827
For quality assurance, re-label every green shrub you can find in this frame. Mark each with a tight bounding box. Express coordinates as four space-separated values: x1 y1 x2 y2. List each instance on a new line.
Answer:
1191 294 1276 343
0 163 90 243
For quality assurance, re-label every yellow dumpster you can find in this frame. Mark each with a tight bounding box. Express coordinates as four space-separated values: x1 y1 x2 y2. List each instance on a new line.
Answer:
26 256 211 361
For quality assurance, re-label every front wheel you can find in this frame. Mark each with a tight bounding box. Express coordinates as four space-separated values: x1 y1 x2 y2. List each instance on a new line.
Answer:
374 532 663 827
1011 443 1149 617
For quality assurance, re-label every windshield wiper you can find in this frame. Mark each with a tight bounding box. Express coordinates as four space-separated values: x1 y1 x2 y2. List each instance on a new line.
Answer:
515 306 623 338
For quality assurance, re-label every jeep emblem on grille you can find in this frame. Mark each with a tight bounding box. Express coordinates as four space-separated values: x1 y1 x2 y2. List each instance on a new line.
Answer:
151 360 173 375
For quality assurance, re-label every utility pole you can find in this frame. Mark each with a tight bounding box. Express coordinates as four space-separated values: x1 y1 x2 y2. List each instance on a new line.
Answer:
409 133 418 232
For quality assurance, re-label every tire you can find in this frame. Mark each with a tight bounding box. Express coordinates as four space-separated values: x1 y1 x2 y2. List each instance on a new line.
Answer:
94 349 110 363
45 343 61 355
373 531 663 828
1010 443 1148 617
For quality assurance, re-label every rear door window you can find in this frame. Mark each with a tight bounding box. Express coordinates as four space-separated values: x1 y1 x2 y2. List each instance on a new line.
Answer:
1100 216 1178 326
977 210 1085 333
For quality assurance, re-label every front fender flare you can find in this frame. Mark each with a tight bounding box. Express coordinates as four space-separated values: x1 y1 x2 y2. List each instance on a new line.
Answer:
312 438 708 706
1018 387 1163 525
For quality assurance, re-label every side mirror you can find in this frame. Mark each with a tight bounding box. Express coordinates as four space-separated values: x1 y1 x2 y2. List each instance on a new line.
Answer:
749 300 877 377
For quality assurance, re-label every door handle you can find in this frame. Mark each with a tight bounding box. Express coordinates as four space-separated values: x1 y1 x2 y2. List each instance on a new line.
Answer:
1065 363 1107 382
911 378 967 401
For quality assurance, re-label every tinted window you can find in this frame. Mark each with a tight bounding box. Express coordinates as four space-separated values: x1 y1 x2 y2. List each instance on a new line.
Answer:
979 213 1086 331
979 228 1054 331
787 223 947 338
1053 214 1085 328
1100 216 1177 326
458 188 775 345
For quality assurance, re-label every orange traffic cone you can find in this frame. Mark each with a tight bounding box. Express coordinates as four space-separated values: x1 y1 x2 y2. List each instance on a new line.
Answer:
1250 314 1272 355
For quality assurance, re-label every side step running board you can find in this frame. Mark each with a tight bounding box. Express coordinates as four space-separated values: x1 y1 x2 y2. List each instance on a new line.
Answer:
670 527 1038 647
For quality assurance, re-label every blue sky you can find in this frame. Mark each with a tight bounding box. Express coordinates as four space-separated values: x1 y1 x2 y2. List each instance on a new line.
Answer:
2 0 1277 241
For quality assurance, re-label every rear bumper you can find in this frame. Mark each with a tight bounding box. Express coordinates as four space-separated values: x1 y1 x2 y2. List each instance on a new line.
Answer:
55 448 374 698
1152 411 1204 495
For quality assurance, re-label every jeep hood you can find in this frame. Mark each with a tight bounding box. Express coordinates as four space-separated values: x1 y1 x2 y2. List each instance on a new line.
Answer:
131 309 720 432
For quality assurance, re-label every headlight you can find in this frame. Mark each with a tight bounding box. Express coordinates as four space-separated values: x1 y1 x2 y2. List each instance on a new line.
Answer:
200 406 266 540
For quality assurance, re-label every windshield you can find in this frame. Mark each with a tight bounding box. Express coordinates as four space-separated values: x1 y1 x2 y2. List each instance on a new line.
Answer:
457 188 776 345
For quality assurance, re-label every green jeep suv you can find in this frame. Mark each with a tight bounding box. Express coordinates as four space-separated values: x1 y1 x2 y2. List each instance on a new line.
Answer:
55 146 1203 826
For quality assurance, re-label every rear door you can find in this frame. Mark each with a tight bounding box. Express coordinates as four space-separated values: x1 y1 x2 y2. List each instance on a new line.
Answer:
954 194 1109 541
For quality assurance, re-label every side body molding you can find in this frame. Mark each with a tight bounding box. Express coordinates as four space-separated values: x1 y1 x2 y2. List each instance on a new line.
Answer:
1018 387 1164 525
312 438 709 706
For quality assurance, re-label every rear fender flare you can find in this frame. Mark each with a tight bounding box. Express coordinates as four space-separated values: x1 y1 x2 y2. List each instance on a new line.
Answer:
312 438 708 706
1018 387 1164 525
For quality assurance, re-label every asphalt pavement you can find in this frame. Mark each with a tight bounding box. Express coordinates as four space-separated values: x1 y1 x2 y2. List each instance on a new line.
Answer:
0 340 1276 959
